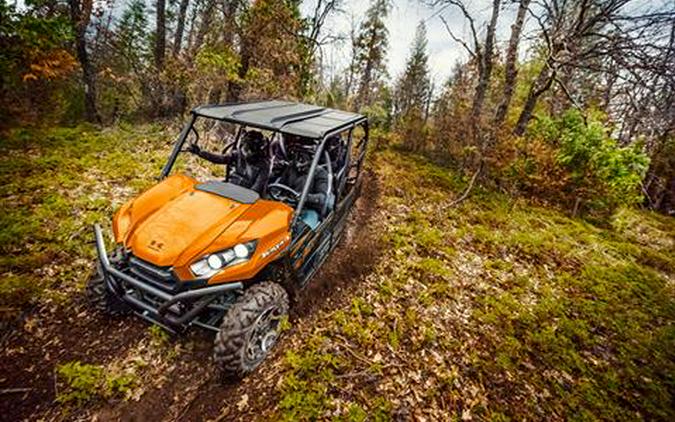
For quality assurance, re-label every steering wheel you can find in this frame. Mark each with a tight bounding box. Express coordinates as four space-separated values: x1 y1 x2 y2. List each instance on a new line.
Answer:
268 183 300 205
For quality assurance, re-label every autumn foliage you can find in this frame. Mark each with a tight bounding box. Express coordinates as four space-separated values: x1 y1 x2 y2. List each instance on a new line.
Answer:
1 3 78 127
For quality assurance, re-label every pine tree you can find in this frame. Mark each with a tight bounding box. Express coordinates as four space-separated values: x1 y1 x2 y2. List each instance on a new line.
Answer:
395 21 430 120
394 21 431 150
352 0 390 110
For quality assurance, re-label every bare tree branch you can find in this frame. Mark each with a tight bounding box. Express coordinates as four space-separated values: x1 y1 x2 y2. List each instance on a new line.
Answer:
439 15 477 59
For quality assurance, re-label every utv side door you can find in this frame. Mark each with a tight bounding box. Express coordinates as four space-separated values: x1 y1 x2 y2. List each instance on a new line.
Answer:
287 122 368 287
287 147 338 286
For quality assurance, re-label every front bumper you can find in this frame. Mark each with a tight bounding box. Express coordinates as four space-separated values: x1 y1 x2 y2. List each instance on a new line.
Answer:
93 224 243 332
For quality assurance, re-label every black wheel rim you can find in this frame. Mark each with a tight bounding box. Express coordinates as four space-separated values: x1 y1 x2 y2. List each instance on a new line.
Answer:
245 304 285 365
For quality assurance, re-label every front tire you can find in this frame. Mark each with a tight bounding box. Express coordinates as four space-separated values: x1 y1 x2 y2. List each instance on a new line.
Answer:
213 282 289 378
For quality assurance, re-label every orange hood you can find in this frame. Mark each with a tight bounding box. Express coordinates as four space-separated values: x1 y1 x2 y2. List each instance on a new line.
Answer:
113 175 293 273
128 190 250 266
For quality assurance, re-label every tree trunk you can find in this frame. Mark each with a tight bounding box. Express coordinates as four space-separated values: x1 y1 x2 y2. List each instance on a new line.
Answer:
167 0 190 115
185 0 202 55
192 0 216 57
514 65 555 136
173 0 190 57
155 0 166 70
470 0 501 125
344 23 358 100
222 0 238 101
228 37 251 102
221 0 237 44
494 0 531 126
68 0 100 124
356 62 373 110
355 21 380 110
424 81 434 124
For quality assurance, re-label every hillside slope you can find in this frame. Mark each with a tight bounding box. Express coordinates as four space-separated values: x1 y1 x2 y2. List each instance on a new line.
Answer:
253 150 674 421
0 126 673 421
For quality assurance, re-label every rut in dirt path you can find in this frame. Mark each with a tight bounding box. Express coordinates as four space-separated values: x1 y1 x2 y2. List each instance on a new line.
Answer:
0 300 146 421
94 173 382 422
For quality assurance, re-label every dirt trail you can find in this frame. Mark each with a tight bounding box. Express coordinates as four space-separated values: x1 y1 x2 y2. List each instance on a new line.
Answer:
0 304 146 420
0 173 381 421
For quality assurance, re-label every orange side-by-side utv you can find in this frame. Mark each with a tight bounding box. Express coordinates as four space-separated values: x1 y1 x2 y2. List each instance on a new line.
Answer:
89 101 368 376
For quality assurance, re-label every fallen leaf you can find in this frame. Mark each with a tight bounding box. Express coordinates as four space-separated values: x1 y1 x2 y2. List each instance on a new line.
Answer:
237 393 249 411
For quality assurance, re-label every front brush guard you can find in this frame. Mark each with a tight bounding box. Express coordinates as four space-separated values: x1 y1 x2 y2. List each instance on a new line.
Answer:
93 224 243 332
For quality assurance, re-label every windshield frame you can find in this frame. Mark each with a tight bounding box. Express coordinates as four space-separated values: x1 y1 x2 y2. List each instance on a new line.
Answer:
161 112 368 227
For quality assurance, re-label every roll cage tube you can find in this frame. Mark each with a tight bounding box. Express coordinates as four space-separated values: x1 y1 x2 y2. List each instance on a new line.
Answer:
292 135 328 227
291 118 368 227
161 114 248 180
351 121 369 181
227 126 244 180
323 150 333 216
337 127 354 201
161 113 197 179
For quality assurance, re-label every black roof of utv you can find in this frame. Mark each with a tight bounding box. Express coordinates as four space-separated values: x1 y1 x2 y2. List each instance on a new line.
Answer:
192 100 366 139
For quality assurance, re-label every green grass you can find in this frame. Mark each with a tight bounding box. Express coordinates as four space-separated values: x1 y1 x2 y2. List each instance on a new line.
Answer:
0 124 174 316
273 148 675 420
1 127 673 420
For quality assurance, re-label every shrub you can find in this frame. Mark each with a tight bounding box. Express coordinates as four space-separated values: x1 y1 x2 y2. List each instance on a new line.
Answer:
396 109 430 152
512 109 649 219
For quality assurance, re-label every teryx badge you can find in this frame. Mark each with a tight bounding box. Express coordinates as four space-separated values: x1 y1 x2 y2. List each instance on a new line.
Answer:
261 236 290 259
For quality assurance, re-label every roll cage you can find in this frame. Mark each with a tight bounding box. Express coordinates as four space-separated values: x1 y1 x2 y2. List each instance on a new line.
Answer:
160 101 369 231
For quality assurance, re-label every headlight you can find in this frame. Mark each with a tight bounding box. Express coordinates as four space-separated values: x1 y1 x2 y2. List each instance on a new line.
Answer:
190 240 257 278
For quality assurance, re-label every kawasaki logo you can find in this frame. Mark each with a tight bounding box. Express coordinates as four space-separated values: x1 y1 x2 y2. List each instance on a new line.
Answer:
148 239 164 251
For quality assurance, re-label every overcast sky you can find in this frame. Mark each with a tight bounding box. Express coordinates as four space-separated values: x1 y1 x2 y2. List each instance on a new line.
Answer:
305 0 666 86
304 0 520 86
12 0 499 85
14 0 663 87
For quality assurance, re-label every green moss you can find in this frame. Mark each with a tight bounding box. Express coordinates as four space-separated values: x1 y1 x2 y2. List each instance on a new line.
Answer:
350 296 374 317
277 373 331 421
284 348 341 378
55 360 140 406
364 148 675 420
0 273 41 308
0 124 170 315
416 226 444 250
56 361 105 405
276 334 349 420
148 325 171 347
387 323 401 350
637 248 675 273
484 258 514 272
104 372 139 398
343 404 368 421
416 257 453 280
0 209 41 251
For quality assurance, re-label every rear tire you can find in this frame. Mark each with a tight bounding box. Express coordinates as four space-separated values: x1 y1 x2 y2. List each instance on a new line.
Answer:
86 253 129 316
213 282 289 378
